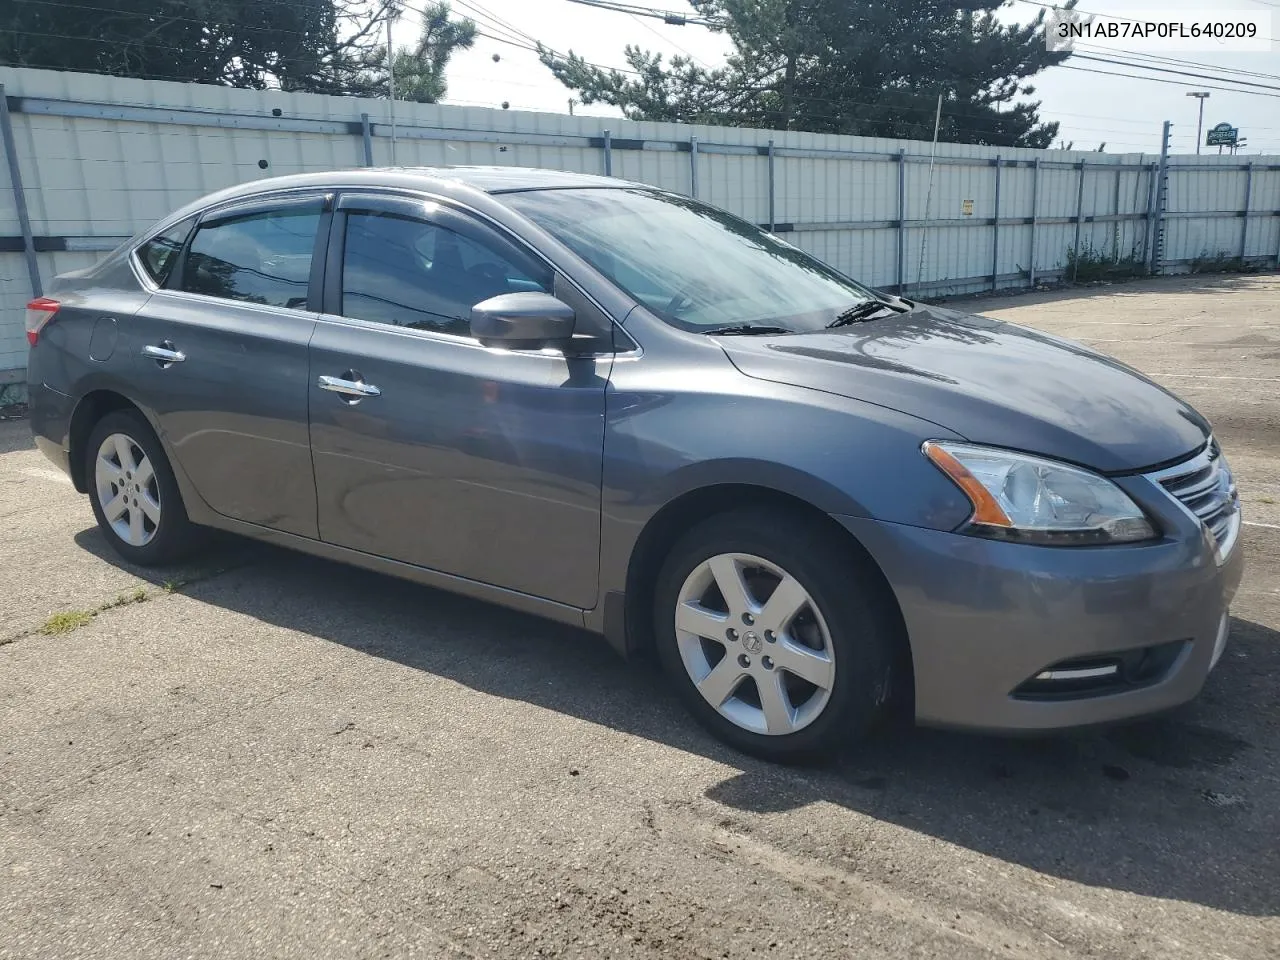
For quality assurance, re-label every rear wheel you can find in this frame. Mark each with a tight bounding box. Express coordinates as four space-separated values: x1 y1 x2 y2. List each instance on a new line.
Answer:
86 410 201 565
653 508 898 763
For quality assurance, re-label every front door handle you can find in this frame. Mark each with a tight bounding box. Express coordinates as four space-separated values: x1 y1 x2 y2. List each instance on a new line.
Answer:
142 342 185 366
317 374 381 399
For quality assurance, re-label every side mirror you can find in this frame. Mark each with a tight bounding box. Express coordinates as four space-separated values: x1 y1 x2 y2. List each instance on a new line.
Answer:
471 292 575 348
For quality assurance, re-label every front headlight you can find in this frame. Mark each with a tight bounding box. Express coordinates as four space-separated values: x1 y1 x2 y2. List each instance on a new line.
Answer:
923 441 1156 545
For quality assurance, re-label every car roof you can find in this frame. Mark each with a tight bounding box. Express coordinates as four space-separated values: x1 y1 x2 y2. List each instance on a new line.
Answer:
130 166 655 256
202 166 639 204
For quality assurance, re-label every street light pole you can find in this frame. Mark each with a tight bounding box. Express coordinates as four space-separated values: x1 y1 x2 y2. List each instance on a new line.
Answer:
1186 92 1209 155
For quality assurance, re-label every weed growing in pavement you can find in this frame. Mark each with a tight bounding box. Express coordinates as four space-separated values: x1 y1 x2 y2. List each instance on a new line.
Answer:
39 588 151 636
40 610 95 635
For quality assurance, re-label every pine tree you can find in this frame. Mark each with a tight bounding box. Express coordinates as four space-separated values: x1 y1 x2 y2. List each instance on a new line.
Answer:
391 2 477 103
541 0 1076 148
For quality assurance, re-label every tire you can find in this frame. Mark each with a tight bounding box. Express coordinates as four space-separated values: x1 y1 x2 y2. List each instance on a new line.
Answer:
85 409 202 566
653 507 898 764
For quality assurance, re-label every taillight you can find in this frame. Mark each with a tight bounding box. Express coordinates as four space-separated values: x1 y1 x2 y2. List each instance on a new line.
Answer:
25 297 60 346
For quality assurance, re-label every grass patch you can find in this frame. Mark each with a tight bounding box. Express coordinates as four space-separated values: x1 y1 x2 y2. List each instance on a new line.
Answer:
1258 496 1276 505
41 610 95 635
39 588 152 636
1065 241 1148 283
103 587 149 609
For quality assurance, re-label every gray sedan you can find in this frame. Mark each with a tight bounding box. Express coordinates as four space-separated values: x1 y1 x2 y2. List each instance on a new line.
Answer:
26 167 1243 762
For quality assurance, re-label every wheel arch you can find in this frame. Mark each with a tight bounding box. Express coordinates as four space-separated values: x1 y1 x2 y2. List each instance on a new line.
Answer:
617 482 914 714
66 389 207 525
68 390 150 493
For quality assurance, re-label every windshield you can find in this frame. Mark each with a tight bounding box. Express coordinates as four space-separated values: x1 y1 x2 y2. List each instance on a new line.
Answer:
503 188 875 333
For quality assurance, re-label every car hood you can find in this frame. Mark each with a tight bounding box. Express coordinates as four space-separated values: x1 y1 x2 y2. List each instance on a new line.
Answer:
718 304 1209 473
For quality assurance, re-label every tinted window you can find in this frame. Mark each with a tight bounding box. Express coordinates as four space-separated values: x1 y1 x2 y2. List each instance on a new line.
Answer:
505 188 873 333
339 210 552 336
137 217 194 285
181 203 322 309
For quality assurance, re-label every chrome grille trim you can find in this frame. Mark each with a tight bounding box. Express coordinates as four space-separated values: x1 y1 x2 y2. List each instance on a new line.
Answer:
1146 438 1240 562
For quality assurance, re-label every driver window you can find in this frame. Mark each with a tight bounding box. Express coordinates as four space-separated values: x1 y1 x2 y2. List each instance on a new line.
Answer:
339 210 553 337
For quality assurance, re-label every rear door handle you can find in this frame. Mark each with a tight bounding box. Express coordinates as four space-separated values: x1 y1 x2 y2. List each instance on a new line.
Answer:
142 342 185 366
317 374 381 399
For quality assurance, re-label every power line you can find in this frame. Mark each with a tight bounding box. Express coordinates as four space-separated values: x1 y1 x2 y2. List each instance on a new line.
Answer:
1058 62 1280 99
448 0 539 47
1013 0 1272 27
1072 53 1280 93
403 0 647 76
1073 43 1280 85
627 12 712 69
557 0 721 27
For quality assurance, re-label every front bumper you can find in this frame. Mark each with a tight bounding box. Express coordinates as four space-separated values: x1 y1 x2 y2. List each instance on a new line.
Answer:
836 483 1244 733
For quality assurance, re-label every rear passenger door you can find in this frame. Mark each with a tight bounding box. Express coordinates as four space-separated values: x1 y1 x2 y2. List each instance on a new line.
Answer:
129 192 329 538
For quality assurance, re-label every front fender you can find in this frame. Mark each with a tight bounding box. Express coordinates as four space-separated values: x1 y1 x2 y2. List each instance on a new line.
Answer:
593 353 973 626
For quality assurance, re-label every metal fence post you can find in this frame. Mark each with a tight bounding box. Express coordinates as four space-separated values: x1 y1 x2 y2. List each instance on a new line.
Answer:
689 135 699 198
1149 121 1172 274
1071 160 1087 282
603 129 612 177
0 84 42 299
1143 162 1159 270
1111 166 1123 261
360 112 373 166
1029 157 1040 288
896 148 906 293
991 156 1002 292
1240 161 1253 261
1276 201 1280 269
767 139 776 233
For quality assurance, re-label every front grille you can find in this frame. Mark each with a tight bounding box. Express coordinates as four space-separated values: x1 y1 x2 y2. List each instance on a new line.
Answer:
1148 438 1240 557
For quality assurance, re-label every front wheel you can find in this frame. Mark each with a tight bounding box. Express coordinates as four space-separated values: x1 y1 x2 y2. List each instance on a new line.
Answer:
653 508 899 763
86 410 201 566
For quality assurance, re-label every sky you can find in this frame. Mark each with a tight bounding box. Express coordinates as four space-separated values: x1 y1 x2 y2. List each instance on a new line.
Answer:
395 0 1280 156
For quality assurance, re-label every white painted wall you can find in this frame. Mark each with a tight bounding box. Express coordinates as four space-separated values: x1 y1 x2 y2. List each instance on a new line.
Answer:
2 66 1277 377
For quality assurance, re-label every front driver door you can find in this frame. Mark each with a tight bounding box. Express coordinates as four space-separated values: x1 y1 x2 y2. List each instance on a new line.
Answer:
307 192 611 609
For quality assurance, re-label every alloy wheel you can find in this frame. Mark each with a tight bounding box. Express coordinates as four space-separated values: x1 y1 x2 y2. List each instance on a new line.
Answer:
674 552 836 736
94 432 161 547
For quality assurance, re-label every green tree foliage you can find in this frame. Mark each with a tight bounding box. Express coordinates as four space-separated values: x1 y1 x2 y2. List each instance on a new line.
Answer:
391 2 477 103
0 0 475 102
541 0 1076 148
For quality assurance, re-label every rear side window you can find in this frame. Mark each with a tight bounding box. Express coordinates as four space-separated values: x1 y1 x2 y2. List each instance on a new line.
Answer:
181 202 323 309
137 217 195 285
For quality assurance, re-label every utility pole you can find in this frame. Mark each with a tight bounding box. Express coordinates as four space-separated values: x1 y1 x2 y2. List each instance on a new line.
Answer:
386 2 398 164
568 98 576 116
1186 91 1209 155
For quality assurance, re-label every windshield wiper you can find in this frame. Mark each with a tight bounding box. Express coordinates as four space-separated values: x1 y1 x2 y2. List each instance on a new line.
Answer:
702 324 794 336
825 299 897 328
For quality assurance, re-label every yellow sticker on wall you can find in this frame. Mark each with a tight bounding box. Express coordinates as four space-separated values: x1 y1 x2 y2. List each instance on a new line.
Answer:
961 199 975 216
